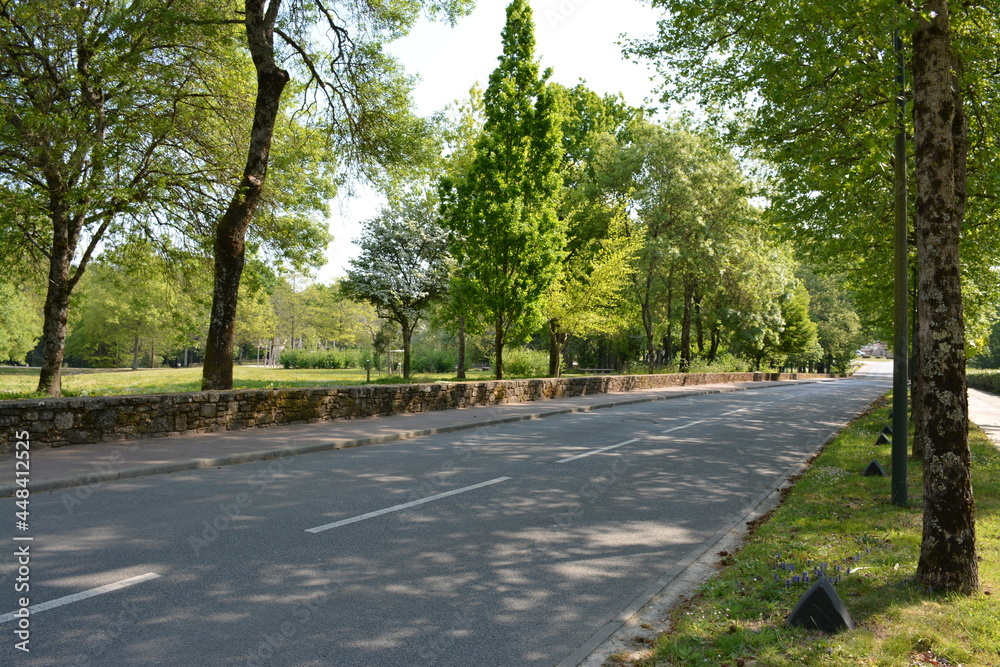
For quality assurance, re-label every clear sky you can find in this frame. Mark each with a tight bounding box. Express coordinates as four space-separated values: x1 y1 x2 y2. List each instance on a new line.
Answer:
317 0 666 283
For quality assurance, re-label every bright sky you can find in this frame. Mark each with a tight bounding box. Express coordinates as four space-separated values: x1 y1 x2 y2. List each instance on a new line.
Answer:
316 0 666 283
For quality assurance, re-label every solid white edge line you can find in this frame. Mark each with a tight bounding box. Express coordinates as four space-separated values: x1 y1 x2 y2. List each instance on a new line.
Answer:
557 439 640 464
0 573 161 624
305 476 512 533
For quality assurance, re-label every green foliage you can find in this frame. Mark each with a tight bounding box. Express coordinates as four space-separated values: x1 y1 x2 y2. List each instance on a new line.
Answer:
410 349 457 374
774 280 821 368
799 266 866 373
65 242 211 368
966 369 1000 395
440 0 564 378
969 321 1000 369
496 347 549 378
340 191 452 377
540 83 645 375
300 281 380 350
626 0 1000 355
0 282 42 364
279 348 366 370
623 353 753 375
592 116 793 368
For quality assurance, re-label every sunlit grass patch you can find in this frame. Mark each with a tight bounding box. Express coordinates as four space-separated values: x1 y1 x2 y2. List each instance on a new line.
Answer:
626 395 1000 666
0 365 498 400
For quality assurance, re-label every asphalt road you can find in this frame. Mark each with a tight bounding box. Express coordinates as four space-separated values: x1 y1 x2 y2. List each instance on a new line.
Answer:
1 370 891 666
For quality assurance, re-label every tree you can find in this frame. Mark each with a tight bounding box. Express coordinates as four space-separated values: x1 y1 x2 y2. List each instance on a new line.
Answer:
630 0 982 594
543 84 642 376
0 0 241 394
439 0 563 380
798 267 865 374
234 283 279 364
200 0 473 390
543 229 636 376
65 243 210 368
301 281 379 350
773 280 820 370
436 86 486 379
340 194 451 379
594 118 760 369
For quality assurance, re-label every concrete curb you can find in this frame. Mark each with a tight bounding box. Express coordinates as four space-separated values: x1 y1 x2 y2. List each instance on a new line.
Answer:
3 383 796 497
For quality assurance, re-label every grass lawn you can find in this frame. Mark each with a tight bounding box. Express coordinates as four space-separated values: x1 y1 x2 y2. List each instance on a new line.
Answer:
0 366 497 400
609 395 1000 667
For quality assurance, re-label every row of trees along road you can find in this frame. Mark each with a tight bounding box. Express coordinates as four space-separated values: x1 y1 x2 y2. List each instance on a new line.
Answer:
627 0 999 594
344 0 856 382
2 0 865 381
0 0 475 396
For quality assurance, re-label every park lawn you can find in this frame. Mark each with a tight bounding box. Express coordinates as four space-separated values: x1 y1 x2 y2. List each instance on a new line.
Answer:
0 366 495 400
610 395 1000 667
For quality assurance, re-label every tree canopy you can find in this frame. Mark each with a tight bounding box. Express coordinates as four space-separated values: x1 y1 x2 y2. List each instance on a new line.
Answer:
341 193 451 379
439 0 564 380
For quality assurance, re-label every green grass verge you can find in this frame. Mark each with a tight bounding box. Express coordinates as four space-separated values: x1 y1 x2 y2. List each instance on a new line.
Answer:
609 394 1000 667
0 366 496 400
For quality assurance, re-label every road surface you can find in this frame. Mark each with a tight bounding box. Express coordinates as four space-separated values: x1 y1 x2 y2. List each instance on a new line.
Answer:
1 370 890 666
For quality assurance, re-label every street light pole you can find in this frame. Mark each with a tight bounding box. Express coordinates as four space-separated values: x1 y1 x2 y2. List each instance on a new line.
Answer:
892 25 909 507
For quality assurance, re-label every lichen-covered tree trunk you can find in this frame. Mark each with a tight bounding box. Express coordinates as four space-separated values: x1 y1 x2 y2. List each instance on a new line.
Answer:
912 0 978 595
202 0 289 390
911 281 926 460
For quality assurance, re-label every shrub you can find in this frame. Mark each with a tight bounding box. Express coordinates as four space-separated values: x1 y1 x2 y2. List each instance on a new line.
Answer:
500 348 549 378
967 369 1000 395
279 349 365 370
622 354 752 376
411 349 457 374
688 353 753 373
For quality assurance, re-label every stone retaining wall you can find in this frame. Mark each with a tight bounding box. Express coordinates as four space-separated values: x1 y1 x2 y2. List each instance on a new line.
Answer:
0 372 834 453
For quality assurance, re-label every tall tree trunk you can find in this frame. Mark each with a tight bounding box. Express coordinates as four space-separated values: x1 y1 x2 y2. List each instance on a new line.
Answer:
456 316 467 379
37 202 82 396
641 302 655 361
665 274 674 361
912 0 978 595
680 281 693 372
708 325 720 362
401 319 413 380
132 335 140 371
548 318 561 377
202 1 290 390
495 318 504 380
694 294 705 356
36 262 72 396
